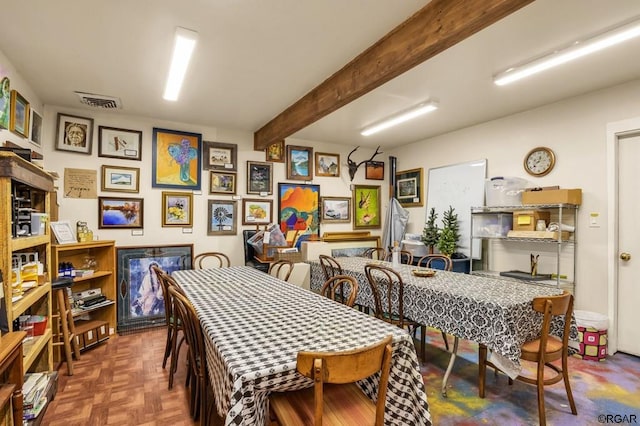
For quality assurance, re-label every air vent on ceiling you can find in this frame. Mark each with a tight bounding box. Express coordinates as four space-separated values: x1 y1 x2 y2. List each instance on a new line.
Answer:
74 91 122 109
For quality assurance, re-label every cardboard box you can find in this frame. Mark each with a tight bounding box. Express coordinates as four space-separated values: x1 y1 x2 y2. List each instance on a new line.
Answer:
522 188 582 205
512 210 551 231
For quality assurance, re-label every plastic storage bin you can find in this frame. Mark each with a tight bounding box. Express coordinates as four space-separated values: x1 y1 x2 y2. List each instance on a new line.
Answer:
574 310 608 361
472 214 513 237
485 177 528 206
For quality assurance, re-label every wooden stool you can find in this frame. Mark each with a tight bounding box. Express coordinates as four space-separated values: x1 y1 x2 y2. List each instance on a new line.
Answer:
52 278 81 375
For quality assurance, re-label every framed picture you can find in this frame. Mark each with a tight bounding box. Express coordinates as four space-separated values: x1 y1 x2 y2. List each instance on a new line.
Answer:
396 167 424 207
365 161 385 180
55 113 94 154
315 152 340 177
162 191 193 227
321 231 381 257
242 198 273 225
203 140 237 172
50 220 77 244
98 196 144 229
321 196 351 223
286 145 313 181
29 110 42 146
10 90 30 138
353 185 381 229
265 140 285 163
116 244 192 332
0 76 10 129
208 199 237 235
98 126 143 161
209 171 236 195
152 127 202 190
278 183 320 246
101 165 140 193
247 161 273 195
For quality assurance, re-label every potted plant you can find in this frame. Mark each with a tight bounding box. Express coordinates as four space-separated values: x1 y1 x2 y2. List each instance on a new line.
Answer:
421 207 440 254
437 206 460 258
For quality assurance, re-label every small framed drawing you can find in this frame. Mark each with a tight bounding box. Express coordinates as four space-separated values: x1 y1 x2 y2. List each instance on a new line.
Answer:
50 221 77 244
286 145 313 180
208 199 237 235
315 152 340 177
265 140 285 163
101 165 140 193
396 167 424 207
98 126 143 161
98 196 144 229
9 90 30 138
56 113 94 155
247 161 273 195
203 140 237 172
162 191 193 227
242 198 272 225
209 171 236 195
352 185 381 229
365 161 384 180
321 196 351 223
30 110 42 146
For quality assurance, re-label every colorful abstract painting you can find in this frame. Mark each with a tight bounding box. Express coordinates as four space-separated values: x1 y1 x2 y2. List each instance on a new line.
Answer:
278 183 320 247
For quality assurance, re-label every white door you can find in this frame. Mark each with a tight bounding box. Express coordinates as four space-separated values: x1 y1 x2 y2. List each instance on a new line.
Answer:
617 131 640 356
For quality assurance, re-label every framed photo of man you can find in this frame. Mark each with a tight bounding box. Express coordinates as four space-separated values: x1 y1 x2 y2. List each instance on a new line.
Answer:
55 113 94 154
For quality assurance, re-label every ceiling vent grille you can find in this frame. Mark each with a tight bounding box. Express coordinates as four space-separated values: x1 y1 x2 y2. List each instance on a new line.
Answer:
74 91 122 109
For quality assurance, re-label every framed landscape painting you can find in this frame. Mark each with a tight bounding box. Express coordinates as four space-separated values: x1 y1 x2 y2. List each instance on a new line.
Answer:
315 152 340 177
242 198 272 225
152 127 202 190
98 196 144 229
209 171 236 195
286 145 313 181
352 185 381 229
101 165 140 193
396 167 424 207
321 196 350 223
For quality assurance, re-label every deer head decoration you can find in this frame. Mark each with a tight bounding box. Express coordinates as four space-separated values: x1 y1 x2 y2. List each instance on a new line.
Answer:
346 146 383 181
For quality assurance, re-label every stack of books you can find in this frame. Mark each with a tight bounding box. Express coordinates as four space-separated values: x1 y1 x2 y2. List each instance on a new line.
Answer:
22 372 49 420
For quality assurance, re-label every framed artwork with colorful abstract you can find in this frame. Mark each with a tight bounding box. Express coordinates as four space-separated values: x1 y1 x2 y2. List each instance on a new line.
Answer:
278 183 320 247
152 127 202 190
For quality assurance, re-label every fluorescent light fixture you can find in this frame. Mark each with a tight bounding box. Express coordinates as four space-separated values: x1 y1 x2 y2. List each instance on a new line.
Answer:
163 27 198 101
494 17 640 86
361 101 438 136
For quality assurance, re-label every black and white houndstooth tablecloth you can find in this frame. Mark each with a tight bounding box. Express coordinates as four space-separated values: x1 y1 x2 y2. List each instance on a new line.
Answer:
173 266 431 426
309 257 569 378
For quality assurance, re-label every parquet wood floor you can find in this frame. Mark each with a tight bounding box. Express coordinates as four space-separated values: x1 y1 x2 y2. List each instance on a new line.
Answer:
42 327 199 426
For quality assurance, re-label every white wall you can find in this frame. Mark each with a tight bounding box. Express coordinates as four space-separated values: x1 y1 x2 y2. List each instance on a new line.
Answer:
389 78 640 313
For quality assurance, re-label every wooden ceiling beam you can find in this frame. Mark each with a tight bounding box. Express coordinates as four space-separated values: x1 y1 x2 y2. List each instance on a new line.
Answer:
253 0 534 150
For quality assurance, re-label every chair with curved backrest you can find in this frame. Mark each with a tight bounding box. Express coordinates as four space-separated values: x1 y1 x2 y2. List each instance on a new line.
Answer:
320 275 359 308
243 229 269 272
168 286 210 423
416 254 453 271
479 291 577 426
193 251 231 269
364 264 426 360
269 259 294 282
416 254 454 351
362 247 387 260
318 254 343 281
386 250 414 265
269 335 393 426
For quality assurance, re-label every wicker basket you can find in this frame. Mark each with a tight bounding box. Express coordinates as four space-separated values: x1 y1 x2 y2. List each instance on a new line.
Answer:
273 250 303 263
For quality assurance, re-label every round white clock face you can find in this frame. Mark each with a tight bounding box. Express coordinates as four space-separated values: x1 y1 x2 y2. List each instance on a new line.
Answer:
524 147 555 176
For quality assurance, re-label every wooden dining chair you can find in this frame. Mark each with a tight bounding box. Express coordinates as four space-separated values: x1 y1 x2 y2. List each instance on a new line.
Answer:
416 254 454 351
385 250 414 265
168 286 211 423
193 251 231 269
269 259 294 282
478 291 577 426
318 254 343 281
364 264 426 361
362 247 386 260
269 335 393 426
320 275 359 308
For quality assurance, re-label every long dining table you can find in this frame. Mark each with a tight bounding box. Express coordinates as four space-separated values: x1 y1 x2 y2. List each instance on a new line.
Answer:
308 256 572 393
172 266 431 426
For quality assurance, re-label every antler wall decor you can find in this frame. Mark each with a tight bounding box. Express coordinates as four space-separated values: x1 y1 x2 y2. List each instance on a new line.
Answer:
346 146 383 181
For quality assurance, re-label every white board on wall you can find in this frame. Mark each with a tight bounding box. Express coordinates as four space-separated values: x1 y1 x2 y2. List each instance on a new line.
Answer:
426 159 486 259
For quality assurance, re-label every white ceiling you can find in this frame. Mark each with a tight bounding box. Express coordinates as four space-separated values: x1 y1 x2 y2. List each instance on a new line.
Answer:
1 0 639 150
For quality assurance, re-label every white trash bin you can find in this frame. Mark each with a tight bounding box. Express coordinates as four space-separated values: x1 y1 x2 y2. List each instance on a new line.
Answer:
574 310 608 361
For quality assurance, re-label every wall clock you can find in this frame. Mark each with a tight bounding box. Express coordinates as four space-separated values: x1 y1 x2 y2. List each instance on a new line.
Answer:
524 146 555 177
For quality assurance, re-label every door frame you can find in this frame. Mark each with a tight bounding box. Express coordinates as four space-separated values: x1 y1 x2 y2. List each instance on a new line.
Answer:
606 115 640 355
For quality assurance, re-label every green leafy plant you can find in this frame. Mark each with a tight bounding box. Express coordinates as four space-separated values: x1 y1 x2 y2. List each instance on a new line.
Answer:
437 206 460 257
422 207 440 254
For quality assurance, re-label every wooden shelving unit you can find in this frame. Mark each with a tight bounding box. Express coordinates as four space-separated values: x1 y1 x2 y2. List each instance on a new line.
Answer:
0 152 54 375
